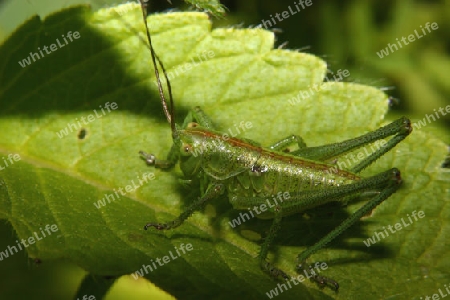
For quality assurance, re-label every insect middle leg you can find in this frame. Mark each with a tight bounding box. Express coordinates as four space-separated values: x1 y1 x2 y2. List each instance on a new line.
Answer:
144 182 224 230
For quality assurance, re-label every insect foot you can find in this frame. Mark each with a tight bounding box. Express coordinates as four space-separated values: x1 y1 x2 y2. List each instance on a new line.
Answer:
261 260 289 280
139 151 156 165
139 150 174 169
401 117 413 135
297 261 339 291
391 168 402 185
144 223 169 230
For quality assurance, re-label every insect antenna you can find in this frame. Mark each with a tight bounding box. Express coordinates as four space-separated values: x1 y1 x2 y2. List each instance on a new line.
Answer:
139 0 177 137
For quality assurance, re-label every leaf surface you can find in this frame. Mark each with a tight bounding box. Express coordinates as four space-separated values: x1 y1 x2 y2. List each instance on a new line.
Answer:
0 3 448 299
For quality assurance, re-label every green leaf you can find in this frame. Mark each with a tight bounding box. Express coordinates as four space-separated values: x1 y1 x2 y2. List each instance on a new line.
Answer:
0 3 448 299
183 0 226 17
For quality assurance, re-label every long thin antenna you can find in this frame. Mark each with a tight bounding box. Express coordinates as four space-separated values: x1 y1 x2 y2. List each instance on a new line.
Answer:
139 0 177 136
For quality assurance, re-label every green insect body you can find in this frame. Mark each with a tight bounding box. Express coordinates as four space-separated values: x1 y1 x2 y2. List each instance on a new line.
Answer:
178 122 359 213
137 0 412 291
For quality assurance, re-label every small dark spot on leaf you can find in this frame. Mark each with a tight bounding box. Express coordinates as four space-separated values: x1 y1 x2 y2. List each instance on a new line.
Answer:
78 128 87 139
442 156 450 168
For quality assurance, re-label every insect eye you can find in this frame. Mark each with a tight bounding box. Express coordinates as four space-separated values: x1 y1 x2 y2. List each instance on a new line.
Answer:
187 122 199 128
181 143 193 155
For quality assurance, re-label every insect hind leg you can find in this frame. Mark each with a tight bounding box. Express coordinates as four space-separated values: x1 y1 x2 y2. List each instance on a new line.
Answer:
291 117 412 172
296 168 402 290
236 168 401 289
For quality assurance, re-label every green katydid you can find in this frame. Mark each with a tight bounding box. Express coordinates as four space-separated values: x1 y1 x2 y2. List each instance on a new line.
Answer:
137 0 412 290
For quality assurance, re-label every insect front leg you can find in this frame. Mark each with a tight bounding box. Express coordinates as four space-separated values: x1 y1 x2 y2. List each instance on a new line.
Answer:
144 183 225 230
140 140 180 169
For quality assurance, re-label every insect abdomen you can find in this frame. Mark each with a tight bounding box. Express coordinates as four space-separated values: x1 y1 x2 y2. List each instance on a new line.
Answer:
228 149 360 210
258 151 359 193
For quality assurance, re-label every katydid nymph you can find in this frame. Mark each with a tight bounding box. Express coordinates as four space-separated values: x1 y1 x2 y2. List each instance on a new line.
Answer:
137 0 412 291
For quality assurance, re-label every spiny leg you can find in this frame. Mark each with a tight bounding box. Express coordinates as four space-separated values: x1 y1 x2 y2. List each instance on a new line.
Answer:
144 183 224 230
291 117 412 165
296 168 402 290
268 135 307 152
350 120 411 173
259 206 289 280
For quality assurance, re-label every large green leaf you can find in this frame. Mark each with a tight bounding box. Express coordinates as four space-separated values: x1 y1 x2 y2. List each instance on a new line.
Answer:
0 3 448 299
